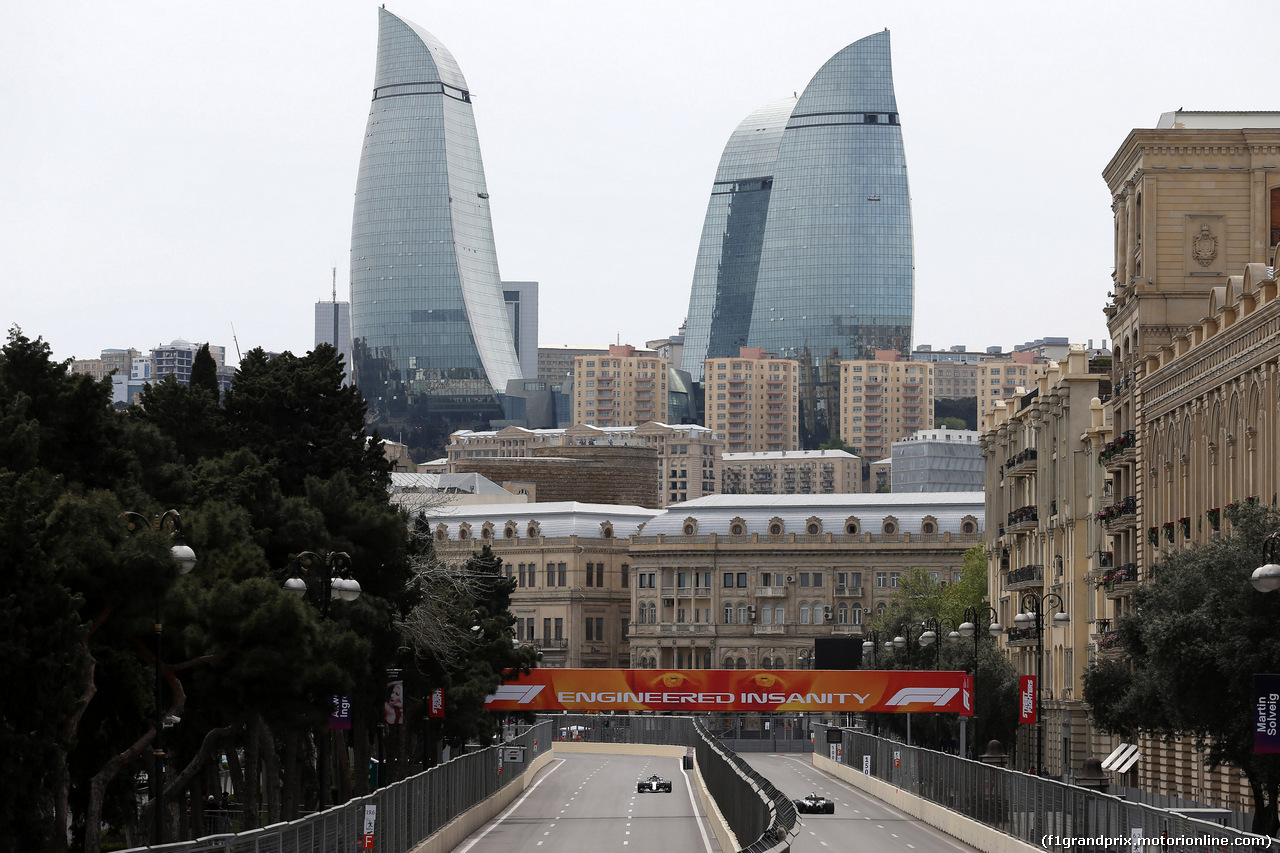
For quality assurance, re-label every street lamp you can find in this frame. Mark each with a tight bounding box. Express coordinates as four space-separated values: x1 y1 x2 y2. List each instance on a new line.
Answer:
283 551 360 808
861 630 882 668
957 606 1001 758
1251 533 1280 592
1017 592 1068 775
121 509 196 845
918 617 960 670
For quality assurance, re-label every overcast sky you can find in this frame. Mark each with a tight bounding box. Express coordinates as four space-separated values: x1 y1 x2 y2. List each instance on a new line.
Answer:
2 1 1273 366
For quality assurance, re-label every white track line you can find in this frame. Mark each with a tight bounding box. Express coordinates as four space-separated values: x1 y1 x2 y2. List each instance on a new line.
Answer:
456 758 566 853
677 759 715 853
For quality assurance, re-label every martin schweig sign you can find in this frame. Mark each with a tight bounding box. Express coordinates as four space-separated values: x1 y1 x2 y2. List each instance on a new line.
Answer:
484 669 973 714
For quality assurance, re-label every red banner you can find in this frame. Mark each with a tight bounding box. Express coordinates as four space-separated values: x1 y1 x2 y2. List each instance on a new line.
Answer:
1019 675 1037 724
429 687 445 719
484 669 973 715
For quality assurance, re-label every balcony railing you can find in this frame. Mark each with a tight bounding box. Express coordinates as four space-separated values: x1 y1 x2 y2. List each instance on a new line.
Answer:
1005 564 1044 590
754 625 788 635
834 586 864 598
1101 562 1138 592
1007 506 1038 530
1005 448 1038 476
755 586 787 598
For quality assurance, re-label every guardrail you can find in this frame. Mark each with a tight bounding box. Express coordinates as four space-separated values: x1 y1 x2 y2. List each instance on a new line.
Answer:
815 723 1263 847
118 721 553 853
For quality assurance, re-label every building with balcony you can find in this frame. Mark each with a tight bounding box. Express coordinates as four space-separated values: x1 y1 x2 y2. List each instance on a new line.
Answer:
721 449 861 496
838 351 933 460
704 347 800 452
1096 111 1280 809
627 493 982 671
572 344 669 429
980 346 1111 778
428 502 660 669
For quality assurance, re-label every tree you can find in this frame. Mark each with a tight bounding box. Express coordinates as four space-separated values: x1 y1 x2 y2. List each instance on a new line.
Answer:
1083 503 1280 836
935 416 967 430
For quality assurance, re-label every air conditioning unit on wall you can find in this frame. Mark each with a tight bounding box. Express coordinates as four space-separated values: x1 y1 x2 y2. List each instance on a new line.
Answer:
786 574 796 583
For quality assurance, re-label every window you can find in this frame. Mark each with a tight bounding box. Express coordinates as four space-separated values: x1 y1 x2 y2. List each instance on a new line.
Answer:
890 572 901 588
799 573 810 588
723 572 734 588
543 618 551 641
723 604 734 624
800 603 811 624
518 564 526 587
546 563 555 587
596 563 604 587
737 604 748 624
774 604 784 624
558 563 567 586
760 605 772 625
621 564 629 588
737 572 747 588
554 618 563 640
837 603 849 624
586 562 595 587
677 571 688 588
762 571 772 587
646 572 655 588
647 602 655 623
876 571 887 588
638 573 648 589
813 572 823 588
595 617 603 641
677 607 686 623
585 620 594 641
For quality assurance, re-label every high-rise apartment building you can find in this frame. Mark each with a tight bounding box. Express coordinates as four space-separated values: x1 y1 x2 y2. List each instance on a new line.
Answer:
349 9 522 449
838 351 932 461
572 345 668 429
681 31 913 446
502 281 539 380
703 347 800 452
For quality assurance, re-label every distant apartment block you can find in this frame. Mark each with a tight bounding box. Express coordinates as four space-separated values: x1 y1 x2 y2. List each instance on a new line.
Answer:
572 344 668 428
838 351 933 460
891 427 983 492
447 421 722 507
704 348 801 452
721 449 861 495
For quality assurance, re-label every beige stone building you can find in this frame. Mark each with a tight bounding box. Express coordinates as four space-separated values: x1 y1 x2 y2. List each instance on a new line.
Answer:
428 502 661 668
446 422 723 507
720 449 862 496
572 344 668 428
627 493 983 670
980 346 1111 778
1093 111 1280 809
537 345 607 387
838 351 933 460
703 347 801 452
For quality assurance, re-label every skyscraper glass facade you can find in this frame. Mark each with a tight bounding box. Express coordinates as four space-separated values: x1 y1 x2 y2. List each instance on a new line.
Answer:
350 9 522 447
681 31 913 443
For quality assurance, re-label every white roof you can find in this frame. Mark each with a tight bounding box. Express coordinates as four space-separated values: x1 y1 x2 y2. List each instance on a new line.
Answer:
389 472 512 496
423 502 661 538
646 492 983 536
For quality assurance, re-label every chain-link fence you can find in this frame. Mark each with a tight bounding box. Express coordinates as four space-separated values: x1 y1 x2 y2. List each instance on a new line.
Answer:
119 721 553 853
815 723 1270 852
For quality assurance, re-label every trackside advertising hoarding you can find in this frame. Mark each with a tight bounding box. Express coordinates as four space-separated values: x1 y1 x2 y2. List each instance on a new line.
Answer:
484 669 973 715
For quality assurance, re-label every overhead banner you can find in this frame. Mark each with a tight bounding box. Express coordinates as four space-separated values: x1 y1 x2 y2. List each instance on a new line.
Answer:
484 669 973 715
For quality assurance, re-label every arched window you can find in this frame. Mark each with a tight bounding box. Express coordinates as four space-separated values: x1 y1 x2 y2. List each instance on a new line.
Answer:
527 521 541 539
458 524 471 540
724 657 735 669
736 657 747 670
883 521 897 535
769 522 783 535
806 519 821 535
738 604 748 624
723 604 734 624
647 602 656 623
481 523 493 539
800 603 811 624
774 604 785 625
962 520 977 534
761 656 772 669
730 518 746 535
435 524 447 541
503 523 517 539
600 522 614 539
838 602 849 624
845 517 860 536
760 606 772 625
922 521 935 535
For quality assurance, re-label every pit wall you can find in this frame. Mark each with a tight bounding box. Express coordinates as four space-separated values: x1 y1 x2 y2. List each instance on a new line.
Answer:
811 753 1041 853
554 742 739 853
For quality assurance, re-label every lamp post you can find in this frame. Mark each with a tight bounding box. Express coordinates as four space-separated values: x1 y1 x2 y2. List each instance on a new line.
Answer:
957 606 1002 759
121 510 197 845
284 551 360 809
1015 592 1068 775
918 617 961 670
861 630 882 668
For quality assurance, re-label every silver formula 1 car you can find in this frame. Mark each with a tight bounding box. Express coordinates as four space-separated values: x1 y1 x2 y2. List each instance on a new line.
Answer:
793 792 835 814
637 775 673 793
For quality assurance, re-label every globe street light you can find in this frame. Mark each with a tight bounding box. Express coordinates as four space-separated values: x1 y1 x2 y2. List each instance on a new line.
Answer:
1251 532 1280 592
121 509 196 845
283 551 360 808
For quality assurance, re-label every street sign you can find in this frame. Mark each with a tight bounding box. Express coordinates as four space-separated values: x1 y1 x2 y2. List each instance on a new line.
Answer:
862 755 871 775
503 746 526 763
361 804 376 849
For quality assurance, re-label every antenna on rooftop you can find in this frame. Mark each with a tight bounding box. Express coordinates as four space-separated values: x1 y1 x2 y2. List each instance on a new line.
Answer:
230 323 242 361
332 264 337 303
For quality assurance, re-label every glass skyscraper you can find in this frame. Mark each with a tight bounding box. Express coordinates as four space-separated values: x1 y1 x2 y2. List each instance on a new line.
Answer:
681 31 913 443
349 9 522 448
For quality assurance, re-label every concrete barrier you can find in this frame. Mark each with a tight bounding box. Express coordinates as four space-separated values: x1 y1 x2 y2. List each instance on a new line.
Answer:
811 753 1041 853
409 746 555 853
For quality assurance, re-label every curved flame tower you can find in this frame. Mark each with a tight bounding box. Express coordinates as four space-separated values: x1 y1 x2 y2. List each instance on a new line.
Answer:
682 31 913 397
350 9 521 441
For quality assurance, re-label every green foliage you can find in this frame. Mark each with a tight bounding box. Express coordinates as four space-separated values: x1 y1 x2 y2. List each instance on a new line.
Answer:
933 397 977 431
1082 503 1280 835
189 344 219 397
934 416 968 430
819 435 849 451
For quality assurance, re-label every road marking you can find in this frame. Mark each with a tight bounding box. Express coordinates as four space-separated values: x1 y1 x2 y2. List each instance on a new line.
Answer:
677 758 715 853
456 758 565 853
